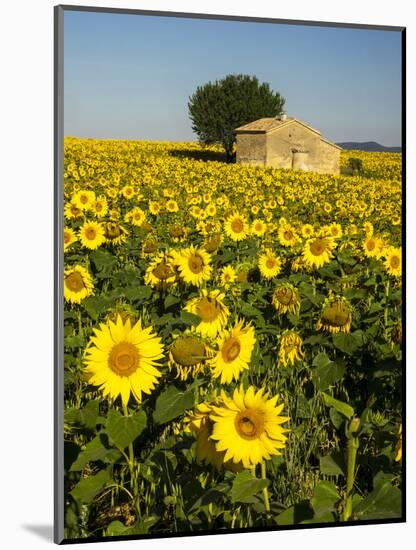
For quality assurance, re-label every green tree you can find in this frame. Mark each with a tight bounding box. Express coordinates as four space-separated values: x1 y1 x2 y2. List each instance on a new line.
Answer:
188 74 285 162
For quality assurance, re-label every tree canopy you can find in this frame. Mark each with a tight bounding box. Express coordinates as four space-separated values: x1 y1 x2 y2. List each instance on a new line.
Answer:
188 74 285 161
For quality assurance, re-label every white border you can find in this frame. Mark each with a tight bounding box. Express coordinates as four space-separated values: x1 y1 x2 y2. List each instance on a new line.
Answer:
0 1 413 549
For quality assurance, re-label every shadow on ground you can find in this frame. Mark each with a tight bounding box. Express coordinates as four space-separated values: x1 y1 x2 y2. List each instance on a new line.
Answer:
168 148 229 163
22 524 53 542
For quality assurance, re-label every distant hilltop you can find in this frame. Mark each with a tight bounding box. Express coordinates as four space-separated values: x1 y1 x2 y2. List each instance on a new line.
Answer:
336 141 402 153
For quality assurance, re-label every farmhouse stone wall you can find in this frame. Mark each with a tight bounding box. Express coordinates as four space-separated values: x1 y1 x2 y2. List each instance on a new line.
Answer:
235 117 340 176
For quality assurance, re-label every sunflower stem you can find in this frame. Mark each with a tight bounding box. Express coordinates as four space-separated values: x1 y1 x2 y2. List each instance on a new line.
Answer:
122 403 138 499
342 418 360 522
261 461 271 517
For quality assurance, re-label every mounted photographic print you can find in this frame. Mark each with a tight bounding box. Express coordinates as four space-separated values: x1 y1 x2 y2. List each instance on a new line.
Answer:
54 4 405 544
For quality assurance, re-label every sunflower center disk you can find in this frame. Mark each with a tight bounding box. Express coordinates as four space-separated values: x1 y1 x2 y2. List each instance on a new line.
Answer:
231 219 244 233
310 238 326 256
197 299 219 322
367 240 376 251
64 233 71 244
109 342 140 376
235 409 264 440
390 256 400 268
284 231 293 240
188 255 204 274
85 228 97 240
221 337 241 362
65 272 86 292
266 258 276 269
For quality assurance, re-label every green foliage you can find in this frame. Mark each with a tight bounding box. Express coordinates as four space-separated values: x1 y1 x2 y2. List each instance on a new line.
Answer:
188 74 285 161
230 470 269 504
153 386 195 424
106 409 147 451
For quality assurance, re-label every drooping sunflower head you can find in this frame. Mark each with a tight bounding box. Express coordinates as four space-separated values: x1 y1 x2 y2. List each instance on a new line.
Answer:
272 283 301 315
317 296 352 334
64 265 94 304
258 249 282 280
141 237 159 258
209 319 256 384
169 333 208 381
173 245 212 287
185 289 230 338
168 224 188 243
144 253 177 289
210 386 290 469
302 236 336 269
278 330 304 367
84 315 164 405
104 221 128 245
203 233 223 253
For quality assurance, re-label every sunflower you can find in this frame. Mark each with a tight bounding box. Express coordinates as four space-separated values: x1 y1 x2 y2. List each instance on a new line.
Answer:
326 223 343 239
125 207 146 227
144 253 177 289
64 265 94 304
272 283 301 315
168 224 188 243
203 233 223 253
219 265 237 286
186 401 243 472
210 320 255 384
185 289 230 338
79 221 106 250
317 296 352 333
224 212 249 241
384 246 402 277
84 315 164 405
64 227 77 251
141 237 159 258
104 221 128 245
173 245 212 286
302 236 335 269
149 201 162 215
166 199 179 213
301 224 314 239
210 386 289 468
121 185 135 199
64 201 83 220
92 196 108 218
169 333 208 381
251 219 267 237
258 249 282 279
278 224 298 247
363 236 383 259
278 330 304 366
72 190 95 211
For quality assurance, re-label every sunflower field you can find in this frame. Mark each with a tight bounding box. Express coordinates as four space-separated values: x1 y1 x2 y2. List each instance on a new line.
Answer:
63 137 403 540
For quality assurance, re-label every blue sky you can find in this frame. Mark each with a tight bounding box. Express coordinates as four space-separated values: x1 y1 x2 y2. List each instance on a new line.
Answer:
64 10 402 146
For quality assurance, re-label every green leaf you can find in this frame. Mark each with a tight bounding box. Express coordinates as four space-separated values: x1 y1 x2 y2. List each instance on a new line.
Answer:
123 285 152 301
164 294 181 309
275 500 314 525
70 468 111 504
311 481 340 515
330 407 345 429
312 352 332 369
82 296 111 320
333 331 364 355
65 400 100 431
64 335 84 349
153 386 195 424
322 393 354 419
353 481 402 520
106 516 159 537
90 249 117 271
106 409 147 451
319 452 346 476
230 470 269 504
180 311 202 326
312 358 345 391
70 434 122 471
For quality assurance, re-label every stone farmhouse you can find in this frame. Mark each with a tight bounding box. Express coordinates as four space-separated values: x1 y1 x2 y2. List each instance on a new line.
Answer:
235 114 341 175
